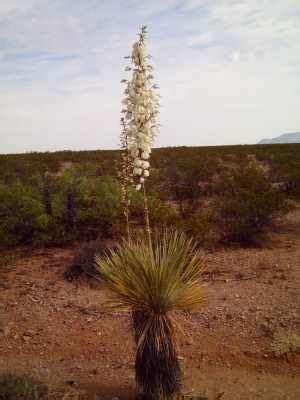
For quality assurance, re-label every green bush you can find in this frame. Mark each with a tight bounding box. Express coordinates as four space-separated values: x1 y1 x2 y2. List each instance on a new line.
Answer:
0 171 124 247
162 156 214 217
0 373 48 400
214 164 289 244
130 190 176 228
52 172 122 241
51 169 84 237
175 212 217 246
0 182 49 246
76 175 123 237
0 144 298 248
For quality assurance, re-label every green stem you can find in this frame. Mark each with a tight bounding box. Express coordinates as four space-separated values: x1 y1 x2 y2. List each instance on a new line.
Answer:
142 181 152 247
125 190 130 241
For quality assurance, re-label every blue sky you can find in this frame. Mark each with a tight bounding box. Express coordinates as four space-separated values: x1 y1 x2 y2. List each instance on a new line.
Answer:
1 0 300 153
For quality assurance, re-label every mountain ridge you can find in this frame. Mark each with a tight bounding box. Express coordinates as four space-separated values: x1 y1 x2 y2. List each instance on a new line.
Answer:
258 132 300 144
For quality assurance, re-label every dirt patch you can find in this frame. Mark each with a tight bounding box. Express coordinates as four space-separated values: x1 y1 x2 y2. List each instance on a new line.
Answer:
0 211 299 399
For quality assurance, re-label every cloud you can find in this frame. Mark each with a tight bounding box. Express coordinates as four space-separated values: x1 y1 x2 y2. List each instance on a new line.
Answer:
0 0 300 153
0 0 36 15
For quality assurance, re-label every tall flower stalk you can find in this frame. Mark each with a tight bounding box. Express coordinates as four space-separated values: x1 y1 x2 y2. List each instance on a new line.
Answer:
121 25 160 244
118 115 133 240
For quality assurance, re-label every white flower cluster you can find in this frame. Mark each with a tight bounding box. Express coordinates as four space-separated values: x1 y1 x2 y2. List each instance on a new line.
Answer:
121 26 160 191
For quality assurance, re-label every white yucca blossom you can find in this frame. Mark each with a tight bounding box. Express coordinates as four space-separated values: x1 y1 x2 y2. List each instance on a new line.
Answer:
133 167 143 176
121 26 160 190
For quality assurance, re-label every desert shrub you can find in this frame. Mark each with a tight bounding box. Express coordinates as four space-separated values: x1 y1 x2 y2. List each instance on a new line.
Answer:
130 190 176 228
1 144 299 193
53 172 122 241
162 156 214 217
175 212 217 246
0 182 49 247
52 169 83 237
270 329 300 358
0 170 123 247
283 168 300 198
76 175 123 238
214 164 289 244
264 147 300 199
0 373 48 400
0 144 299 248
64 236 107 281
28 172 59 217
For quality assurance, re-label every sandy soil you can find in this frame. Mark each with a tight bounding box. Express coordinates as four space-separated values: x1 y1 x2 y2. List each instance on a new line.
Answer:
0 211 299 399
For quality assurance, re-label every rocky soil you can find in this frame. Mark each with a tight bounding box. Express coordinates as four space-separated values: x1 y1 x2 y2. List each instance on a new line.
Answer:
0 211 299 399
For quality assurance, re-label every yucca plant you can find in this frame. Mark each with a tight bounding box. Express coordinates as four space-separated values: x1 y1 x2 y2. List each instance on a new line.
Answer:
98 26 205 400
120 25 160 244
96 230 205 399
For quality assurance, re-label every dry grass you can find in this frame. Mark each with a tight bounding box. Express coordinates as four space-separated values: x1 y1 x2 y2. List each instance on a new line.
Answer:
270 329 300 357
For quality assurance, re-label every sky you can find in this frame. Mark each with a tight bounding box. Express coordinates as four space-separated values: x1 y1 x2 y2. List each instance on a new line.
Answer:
1 0 300 153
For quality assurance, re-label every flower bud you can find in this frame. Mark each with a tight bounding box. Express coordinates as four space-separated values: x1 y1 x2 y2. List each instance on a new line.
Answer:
130 148 139 158
141 143 151 153
141 161 150 169
133 167 142 176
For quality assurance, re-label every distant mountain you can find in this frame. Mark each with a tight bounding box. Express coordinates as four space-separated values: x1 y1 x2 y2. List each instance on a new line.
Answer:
258 132 300 144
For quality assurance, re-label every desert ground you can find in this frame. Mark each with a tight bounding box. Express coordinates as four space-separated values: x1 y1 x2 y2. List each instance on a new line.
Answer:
1 210 299 400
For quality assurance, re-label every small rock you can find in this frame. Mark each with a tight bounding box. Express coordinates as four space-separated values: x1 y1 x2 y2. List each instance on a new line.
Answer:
24 330 35 337
66 380 77 386
3 326 10 336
